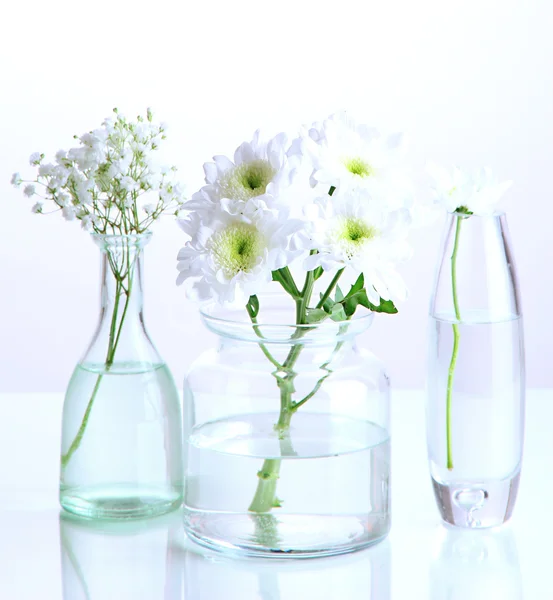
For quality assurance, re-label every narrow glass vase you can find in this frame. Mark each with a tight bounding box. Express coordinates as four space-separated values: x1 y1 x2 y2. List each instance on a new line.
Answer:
427 212 525 528
59 234 183 520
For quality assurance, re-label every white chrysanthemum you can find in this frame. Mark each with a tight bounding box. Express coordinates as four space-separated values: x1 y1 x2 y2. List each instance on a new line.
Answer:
297 112 404 195
304 188 412 304
427 162 512 216
184 131 298 215
177 202 302 304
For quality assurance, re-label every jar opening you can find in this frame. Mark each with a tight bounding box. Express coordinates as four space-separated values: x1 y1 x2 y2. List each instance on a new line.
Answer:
199 294 375 345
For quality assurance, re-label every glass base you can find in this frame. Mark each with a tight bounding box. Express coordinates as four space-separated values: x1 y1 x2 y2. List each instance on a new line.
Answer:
431 471 520 528
60 484 183 520
184 510 390 558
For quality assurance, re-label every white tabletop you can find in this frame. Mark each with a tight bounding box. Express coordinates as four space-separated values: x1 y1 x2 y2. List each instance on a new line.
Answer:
1 390 550 599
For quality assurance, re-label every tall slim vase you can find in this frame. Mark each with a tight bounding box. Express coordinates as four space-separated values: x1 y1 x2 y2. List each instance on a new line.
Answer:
59 234 183 519
426 212 525 528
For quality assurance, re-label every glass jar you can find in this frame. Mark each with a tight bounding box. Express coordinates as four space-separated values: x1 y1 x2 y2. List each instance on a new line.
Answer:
427 212 525 528
59 234 183 519
183 295 390 558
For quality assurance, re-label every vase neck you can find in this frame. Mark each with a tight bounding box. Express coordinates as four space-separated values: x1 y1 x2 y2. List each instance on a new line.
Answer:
82 235 161 368
431 213 521 321
99 242 144 327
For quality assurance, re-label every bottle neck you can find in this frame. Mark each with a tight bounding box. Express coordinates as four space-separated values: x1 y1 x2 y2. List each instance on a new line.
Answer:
82 235 160 368
431 212 520 320
100 245 144 335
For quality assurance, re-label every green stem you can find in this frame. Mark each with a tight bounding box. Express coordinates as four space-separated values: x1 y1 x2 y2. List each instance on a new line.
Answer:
246 305 283 370
316 267 345 309
248 266 318 514
61 261 135 470
446 215 463 471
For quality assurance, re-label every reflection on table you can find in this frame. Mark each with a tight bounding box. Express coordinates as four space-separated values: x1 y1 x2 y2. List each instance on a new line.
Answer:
60 511 184 599
59 508 391 600
429 524 523 599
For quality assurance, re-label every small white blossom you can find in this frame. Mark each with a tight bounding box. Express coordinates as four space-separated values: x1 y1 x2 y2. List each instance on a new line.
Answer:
55 150 67 164
120 176 139 193
29 152 42 166
31 202 43 214
80 214 98 230
23 184 36 197
10 173 22 187
143 203 156 215
62 206 77 221
38 163 55 177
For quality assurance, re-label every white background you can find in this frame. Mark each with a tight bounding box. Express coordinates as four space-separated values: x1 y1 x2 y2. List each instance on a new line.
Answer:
1 0 552 392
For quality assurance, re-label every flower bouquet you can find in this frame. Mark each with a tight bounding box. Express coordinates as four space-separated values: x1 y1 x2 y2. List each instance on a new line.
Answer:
178 113 422 556
13 109 186 519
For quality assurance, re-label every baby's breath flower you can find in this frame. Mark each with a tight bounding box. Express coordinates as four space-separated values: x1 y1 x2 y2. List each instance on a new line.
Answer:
31 202 43 214
62 206 77 221
29 152 42 166
10 173 22 187
14 107 186 236
38 163 55 177
23 184 36 197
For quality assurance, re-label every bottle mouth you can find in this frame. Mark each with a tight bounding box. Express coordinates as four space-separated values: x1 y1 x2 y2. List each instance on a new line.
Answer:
199 294 375 345
92 232 153 250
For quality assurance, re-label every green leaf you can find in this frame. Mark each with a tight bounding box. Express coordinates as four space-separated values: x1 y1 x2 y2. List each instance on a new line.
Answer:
335 285 344 302
347 273 365 297
343 289 370 317
305 308 328 324
246 294 260 318
329 303 347 322
329 185 336 197
367 297 398 314
313 266 324 281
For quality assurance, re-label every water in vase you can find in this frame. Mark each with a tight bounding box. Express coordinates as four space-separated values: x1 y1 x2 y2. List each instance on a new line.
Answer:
427 311 524 528
60 361 183 519
184 411 390 557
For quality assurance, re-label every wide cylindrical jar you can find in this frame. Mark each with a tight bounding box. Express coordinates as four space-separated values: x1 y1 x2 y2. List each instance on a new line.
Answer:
183 297 390 558
427 212 525 528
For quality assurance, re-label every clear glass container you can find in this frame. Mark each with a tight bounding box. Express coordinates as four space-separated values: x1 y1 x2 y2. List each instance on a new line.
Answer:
183 295 391 558
59 234 183 519
427 212 525 528
59 511 183 599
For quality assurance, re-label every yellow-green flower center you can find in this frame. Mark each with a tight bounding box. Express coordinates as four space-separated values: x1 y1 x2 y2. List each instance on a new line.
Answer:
344 157 374 178
332 217 377 259
220 159 276 201
210 223 264 277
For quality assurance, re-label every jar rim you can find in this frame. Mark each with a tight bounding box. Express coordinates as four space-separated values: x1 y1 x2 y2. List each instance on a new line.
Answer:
199 297 375 344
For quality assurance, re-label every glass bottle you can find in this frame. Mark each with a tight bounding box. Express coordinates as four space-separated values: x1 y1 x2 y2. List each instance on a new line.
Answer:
427 212 525 528
183 295 390 557
59 234 183 519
